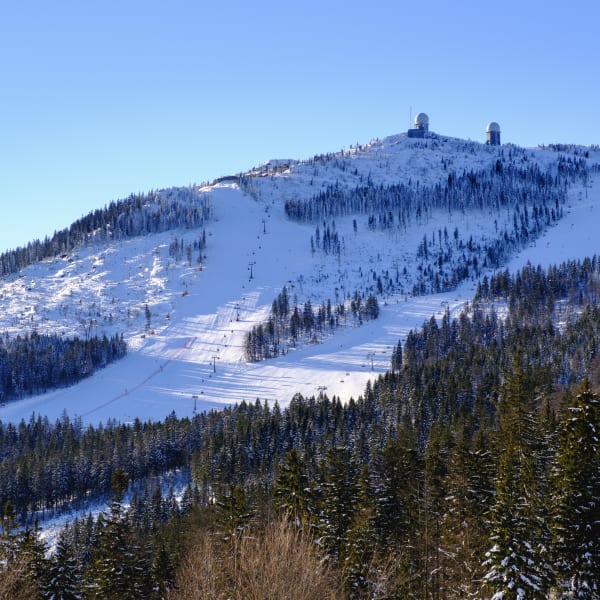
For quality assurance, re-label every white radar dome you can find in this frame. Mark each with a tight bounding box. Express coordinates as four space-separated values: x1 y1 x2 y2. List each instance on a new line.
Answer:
415 113 429 127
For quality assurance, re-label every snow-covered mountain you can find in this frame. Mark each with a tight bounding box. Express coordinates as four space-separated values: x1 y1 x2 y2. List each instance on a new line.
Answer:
1 132 598 425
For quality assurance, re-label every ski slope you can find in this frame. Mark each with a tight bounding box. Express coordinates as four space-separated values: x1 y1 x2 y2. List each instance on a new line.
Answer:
0 134 598 425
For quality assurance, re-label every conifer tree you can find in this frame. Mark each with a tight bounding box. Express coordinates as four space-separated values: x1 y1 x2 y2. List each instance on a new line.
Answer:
86 469 152 599
423 423 451 600
439 428 494 599
0 499 18 562
17 522 50 598
390 340 403 373
483 359 551 599
551 379 600 598
373 427 422 550
343 465 380 598
151 541 176 597
315 446 357 563
0 500 38 598
214 484 254 544
273 448 314 529
47 531 84 600
372 427 423 597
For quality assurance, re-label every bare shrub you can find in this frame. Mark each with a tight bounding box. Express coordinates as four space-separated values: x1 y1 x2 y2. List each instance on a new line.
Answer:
0 560 37 600
169 517 344 600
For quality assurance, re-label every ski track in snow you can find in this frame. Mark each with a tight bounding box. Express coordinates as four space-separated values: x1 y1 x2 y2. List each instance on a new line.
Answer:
0 134 599 426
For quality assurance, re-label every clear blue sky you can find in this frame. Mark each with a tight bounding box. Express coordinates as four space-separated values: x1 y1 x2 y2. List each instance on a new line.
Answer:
1 0 598 253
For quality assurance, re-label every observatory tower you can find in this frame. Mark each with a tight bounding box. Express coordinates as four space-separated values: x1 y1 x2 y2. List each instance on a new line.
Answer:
408 112 429 138
486 122 501 145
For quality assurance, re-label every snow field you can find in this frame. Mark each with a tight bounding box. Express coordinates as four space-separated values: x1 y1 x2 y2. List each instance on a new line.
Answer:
0 134 598 425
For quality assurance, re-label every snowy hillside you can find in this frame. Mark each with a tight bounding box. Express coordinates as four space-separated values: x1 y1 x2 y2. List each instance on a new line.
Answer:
1 133 598 425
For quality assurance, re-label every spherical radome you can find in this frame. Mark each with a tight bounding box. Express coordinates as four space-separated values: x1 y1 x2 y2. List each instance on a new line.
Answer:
415 113 429 127
486 121 501 133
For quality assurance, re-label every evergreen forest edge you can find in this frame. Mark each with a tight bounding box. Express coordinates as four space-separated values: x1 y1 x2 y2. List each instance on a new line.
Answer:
2 256 600 598
2 142 600 596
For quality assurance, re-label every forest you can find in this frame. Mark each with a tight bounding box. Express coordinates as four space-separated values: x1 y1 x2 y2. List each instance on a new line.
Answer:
244 286 380 362
1 257 600 598
0 332 126 402
279 153 600 298
0 187 212 276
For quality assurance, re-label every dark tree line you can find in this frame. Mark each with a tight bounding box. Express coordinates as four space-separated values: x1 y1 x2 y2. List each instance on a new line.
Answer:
3 255 600 596
0 332 126 402
1 258 599 525
0 187 212 276
476 255 600 314
0 411 199 522
244 286 379 362
0 469 193 599
283 162 569 224
3 375 598 598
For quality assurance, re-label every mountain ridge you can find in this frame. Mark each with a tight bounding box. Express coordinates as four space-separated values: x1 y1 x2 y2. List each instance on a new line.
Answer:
0 132 598 425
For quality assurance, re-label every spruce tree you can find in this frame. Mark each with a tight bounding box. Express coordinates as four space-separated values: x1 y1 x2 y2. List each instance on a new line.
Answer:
439 428 494 599
343 465 378 596
0 499 18 563
390 340 403 373
551 379 600 598
483 359 551 599
273 448 314 529
151 541 176 597
17 523 50 598
214 484 254 544
315 446 357 564
373 427 422 550
422 423 450 600
372 427 422 598
85 469 152 599
47 531 84 600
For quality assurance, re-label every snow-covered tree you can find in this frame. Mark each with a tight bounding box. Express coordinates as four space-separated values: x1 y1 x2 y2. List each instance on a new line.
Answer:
85 470 152 599
484 359 551 599
551 379 600 598
47 532 83 600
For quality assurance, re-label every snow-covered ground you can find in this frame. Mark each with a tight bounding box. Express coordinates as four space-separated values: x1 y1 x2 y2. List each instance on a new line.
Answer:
0 134 598 426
